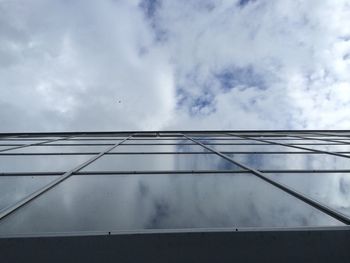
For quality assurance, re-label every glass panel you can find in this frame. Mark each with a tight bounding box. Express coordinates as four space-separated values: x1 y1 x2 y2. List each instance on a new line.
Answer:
210 144 306 152
73 137 126 140
0 155 91 173
268 140 340 145
158 133 183 137
0 173 342 235
0 140 47 144
305 137 350 140
227 153 350 170
328 140 350 144
47 140 121 145
0 146 13 151
265 173 350 217
8 145 108 153
192 137 242 140
82 154 241 171
298 145 350 152
0 138 44 141
1 137 62 141
0 176 59 210
124 139 192 144
111 144 208 152
199 140 267 144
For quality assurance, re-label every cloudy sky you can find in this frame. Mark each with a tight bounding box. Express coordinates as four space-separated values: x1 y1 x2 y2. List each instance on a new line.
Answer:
1 0 350 132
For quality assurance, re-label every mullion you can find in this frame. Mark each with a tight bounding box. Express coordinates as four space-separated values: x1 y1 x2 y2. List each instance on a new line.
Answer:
184 134 350 225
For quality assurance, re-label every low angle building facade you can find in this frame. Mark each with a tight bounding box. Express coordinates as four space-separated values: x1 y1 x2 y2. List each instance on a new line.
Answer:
1 130 350 262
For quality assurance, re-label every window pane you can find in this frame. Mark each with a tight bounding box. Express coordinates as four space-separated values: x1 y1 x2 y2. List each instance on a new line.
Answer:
47 140 121 145
268 140 340 145
0 146 13 151
0 176 59 210
227 153 350 170
7 145 108 153
199 140 267 144
111 144 208 152
0 140 47 145
0 173 342 235
0 155 91 173
265 173 350 217
297 145 350 152
210 144 306 152
124 139 191 144
82 154 241 171
73 137 126 140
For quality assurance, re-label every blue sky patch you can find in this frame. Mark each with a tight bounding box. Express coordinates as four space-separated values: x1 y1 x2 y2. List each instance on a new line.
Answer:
238 0 256 8
139 0 161 19
215 66 265 91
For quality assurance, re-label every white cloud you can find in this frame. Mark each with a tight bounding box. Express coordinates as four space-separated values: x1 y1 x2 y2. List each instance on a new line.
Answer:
1 0 350 131
0 0 175 132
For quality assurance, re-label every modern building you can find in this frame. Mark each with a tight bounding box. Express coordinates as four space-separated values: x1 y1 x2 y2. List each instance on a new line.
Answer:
0 130 350 262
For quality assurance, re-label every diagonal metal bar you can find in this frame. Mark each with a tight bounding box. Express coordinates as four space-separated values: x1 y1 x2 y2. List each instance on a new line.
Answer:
0 135 78 153
0 135 133 221
227 133 350 160
183 134 350 225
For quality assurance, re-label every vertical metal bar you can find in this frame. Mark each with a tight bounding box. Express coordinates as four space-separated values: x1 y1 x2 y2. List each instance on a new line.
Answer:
0 134 133 221
183 134 350 225
227 133 350 160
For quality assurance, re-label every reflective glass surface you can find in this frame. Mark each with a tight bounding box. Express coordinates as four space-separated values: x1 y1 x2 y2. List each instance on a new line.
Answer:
82 154 241 171
124 139 191 144
0 146 12 151
227 153 350 170
210 144 306 152
0 140 47 145
8 145 109 153
265 140 341 145
0 173 342 235
198 140 267 144
111 144 208 152
0 155 91 173
297 144 350 152
48 140 121 145
265 173 350 217
73 137 127 140
0 176 59 210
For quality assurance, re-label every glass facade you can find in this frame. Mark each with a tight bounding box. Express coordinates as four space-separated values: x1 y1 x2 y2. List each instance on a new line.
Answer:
1 131 350 236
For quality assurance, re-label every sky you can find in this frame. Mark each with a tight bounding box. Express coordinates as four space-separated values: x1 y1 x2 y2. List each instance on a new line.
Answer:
1 0 350 132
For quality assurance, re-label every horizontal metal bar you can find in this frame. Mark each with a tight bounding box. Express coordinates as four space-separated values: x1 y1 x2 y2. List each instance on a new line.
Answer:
185 134 350 225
